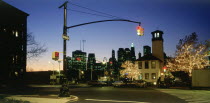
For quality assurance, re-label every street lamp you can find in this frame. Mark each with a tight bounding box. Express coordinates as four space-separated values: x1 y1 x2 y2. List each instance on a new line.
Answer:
49 61 55 76
57 60 62 83
103 57 108 77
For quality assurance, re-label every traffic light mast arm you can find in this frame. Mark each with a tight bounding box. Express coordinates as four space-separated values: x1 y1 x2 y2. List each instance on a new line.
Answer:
67 19 141 29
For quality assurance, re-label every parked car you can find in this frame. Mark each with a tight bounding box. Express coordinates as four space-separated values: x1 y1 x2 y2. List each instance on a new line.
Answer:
133 80 147 88
125 81 136 87
87 80 107 86
112 81 125 87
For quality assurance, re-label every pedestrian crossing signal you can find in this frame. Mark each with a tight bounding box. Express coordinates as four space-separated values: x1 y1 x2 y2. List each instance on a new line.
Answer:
52 51 59 60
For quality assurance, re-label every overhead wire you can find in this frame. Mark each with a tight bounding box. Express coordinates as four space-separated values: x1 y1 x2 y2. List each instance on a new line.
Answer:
68 8 118 19
68 2 124 19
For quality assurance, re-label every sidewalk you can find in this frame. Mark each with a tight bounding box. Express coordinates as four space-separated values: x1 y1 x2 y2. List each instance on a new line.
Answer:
0 84 85 103
5 95 78 103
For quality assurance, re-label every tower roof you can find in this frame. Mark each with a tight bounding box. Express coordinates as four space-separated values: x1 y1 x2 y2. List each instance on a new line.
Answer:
151 30 164 34
137 54 162 61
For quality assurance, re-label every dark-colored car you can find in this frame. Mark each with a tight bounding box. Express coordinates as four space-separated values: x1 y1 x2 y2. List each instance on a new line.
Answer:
133 80 147 88
87 80 107 86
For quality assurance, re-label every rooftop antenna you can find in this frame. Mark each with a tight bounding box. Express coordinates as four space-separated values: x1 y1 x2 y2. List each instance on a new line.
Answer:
80 40 81 51
82 40 86 52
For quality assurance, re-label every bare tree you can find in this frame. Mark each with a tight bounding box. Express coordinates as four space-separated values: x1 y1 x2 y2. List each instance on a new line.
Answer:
27 33 47 59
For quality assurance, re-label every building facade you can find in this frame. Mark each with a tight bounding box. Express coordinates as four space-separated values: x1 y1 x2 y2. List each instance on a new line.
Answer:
71 50 87 70
87 53 96 70
136 30 165 85
117 48 125 69
0 1 29 81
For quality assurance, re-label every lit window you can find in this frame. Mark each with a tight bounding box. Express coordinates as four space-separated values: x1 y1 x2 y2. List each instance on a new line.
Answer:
151 73 156 79
13 57 15 63
139 73 143 79
145 73 149 79
151 61 156 69
15 31 18 37
22 45 24 51
15 72 18 76
157 33 159 37
154 33 157 38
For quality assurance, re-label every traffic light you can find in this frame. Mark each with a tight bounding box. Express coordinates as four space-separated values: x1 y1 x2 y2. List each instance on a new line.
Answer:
162 66 167 72
52 51 59 60
137 25 144 36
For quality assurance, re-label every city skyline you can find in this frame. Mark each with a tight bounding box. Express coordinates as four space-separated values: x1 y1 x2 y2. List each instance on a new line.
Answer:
5 0 210 71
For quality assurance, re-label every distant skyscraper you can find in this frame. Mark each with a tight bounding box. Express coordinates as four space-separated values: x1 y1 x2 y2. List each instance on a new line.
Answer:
143 46 151 56
130 43 136 61
87 53 96 70
117 48 125 67
125 48 131 61
109 50 117 69
71 50 87 70
112 49 115 59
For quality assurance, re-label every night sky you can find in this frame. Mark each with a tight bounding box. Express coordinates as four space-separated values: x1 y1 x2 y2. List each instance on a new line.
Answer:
5 0 210 71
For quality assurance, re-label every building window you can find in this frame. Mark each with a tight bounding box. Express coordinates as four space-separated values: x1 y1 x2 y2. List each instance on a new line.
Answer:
15 31 18 37
157 33 159 37
145 61 149 69
139 73 143 80
145 73 149 79
138 61 142 69
151 61 156 69
151 73 156 79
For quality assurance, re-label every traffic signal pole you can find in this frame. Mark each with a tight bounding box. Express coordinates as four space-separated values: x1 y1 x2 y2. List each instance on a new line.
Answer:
59 1 68 74
59 1 143 80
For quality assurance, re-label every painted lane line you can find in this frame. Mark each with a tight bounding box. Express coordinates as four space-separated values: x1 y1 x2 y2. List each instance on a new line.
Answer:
85 99 150 103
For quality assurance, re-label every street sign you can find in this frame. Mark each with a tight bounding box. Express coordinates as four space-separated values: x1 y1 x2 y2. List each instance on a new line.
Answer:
62 35 69 40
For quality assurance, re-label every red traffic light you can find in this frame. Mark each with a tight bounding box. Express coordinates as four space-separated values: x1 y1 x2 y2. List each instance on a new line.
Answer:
52 51 59 60
55 52 59 57
137 25 144 36
162 66 167 69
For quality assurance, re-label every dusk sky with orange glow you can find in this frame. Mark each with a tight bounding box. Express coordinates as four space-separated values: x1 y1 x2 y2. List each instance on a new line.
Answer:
5 0 210 71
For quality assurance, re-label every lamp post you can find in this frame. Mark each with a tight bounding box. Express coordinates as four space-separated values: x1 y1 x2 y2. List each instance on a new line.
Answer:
58 60 62 83
59 1 68 76
103 57 108 77
49 61 55 76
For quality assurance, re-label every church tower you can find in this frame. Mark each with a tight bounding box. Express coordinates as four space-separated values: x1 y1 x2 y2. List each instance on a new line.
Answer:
151 30 164 62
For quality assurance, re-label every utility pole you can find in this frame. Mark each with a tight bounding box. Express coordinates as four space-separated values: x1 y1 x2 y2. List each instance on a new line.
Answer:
59 1 68 74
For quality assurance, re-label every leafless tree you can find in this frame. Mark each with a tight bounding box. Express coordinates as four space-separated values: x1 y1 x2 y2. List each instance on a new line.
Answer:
27 33 47 59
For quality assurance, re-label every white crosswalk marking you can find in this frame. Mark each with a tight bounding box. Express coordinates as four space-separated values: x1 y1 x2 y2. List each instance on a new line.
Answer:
156 89 210 103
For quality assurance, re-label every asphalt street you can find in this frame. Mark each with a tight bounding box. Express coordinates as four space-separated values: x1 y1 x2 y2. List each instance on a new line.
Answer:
69 87 187 103
2 84 209 103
